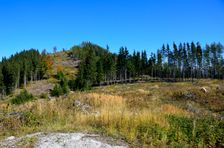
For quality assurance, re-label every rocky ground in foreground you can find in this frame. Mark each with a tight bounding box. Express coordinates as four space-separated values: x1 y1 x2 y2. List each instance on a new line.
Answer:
0 133 128 148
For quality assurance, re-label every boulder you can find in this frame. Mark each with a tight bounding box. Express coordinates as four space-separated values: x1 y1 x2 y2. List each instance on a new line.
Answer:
200 87 208 93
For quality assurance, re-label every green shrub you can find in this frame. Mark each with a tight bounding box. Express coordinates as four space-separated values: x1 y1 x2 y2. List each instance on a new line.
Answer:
60 78 69 94
50 84 63 97
11 90 34 105
167 115 193 143
51 71 70 97
40 93 48 99
68 80 76 91
56 71 65 81
137 122 167 145
195 118 224 147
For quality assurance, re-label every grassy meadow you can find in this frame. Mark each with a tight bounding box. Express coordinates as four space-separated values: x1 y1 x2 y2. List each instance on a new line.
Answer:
0 79 224 147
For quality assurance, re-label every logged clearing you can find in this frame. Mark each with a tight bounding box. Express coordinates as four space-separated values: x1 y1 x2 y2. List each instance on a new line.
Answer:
0 80 224 147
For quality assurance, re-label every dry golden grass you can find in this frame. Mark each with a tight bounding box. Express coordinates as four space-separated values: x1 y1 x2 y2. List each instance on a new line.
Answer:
160 104 190 116
1 80 224 146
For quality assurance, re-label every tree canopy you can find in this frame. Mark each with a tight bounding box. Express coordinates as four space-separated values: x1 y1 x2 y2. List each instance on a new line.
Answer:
0 49 48 96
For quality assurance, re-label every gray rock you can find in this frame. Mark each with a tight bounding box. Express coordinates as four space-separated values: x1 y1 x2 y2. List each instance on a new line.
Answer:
0 133 128 148
183 91 195 99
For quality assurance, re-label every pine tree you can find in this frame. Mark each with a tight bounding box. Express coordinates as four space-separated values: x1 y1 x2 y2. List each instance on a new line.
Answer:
186 43 192 78
191 42 197 79
96 58 104 85
0 65 5 98
74 61 86 90
148 53 156 77
196 42 203 78
117 47 129 81
141 50 148 75
157 49 163 78
103 53 117 83
127 55 135 80
182 43 188 79
2 63 16 94
84 48 97 85
204 44 211 78
74 47 97 90
136 51 141 76
166 44 173 78
173 42 178 79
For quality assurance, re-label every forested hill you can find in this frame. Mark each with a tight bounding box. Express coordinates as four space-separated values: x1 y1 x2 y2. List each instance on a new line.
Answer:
0 41 224 96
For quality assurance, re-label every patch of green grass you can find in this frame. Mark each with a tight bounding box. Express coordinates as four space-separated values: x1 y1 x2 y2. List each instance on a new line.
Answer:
23 111 41 127
166 115 224 147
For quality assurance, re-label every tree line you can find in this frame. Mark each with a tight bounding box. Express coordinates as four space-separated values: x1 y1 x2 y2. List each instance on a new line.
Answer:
69 42 224 90
0 41 223 94
0 49 48 97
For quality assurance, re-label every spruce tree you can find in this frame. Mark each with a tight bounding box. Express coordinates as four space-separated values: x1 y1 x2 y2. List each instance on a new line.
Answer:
74 47 97 90
141 50 148 75
196 42 203 78
204 44 211 78
2 63 16 94
157 49 163 78
96 58 104 85
0 65 5 98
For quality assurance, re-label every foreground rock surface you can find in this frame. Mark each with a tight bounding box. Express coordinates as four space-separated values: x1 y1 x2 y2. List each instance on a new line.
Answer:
0 133 128 148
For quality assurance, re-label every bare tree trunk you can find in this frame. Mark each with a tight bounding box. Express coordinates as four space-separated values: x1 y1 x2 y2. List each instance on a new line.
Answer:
15 68 20 89
24 71 27 88
125 68 127 83
30 71 33 83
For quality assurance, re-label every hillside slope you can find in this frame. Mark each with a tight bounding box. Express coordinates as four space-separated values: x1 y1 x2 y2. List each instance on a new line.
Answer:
0 50 224 147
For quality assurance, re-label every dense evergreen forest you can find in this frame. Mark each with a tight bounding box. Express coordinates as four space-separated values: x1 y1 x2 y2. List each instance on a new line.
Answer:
0 49 48 97
70 42 224 90
0 41 223 94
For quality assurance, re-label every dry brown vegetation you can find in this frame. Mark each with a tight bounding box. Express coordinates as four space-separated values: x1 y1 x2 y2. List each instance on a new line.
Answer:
0 80 224 147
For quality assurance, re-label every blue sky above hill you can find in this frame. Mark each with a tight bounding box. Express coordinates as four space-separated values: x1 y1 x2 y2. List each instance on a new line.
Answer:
0 0 224 58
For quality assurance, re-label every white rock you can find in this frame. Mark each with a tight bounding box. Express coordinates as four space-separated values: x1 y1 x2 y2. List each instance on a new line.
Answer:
1 133 127 148
6 136 16 141
200 87 208 93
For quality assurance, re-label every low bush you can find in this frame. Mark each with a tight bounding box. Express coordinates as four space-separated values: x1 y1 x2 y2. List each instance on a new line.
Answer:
50 84 64 97
137 122 167 145
56 71 65 80
11 90 34 105
51 71 69 97
68 80 76 91
39 93 48 99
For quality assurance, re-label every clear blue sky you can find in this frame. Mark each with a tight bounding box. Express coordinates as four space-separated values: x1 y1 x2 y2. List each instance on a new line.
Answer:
0 0 224 58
